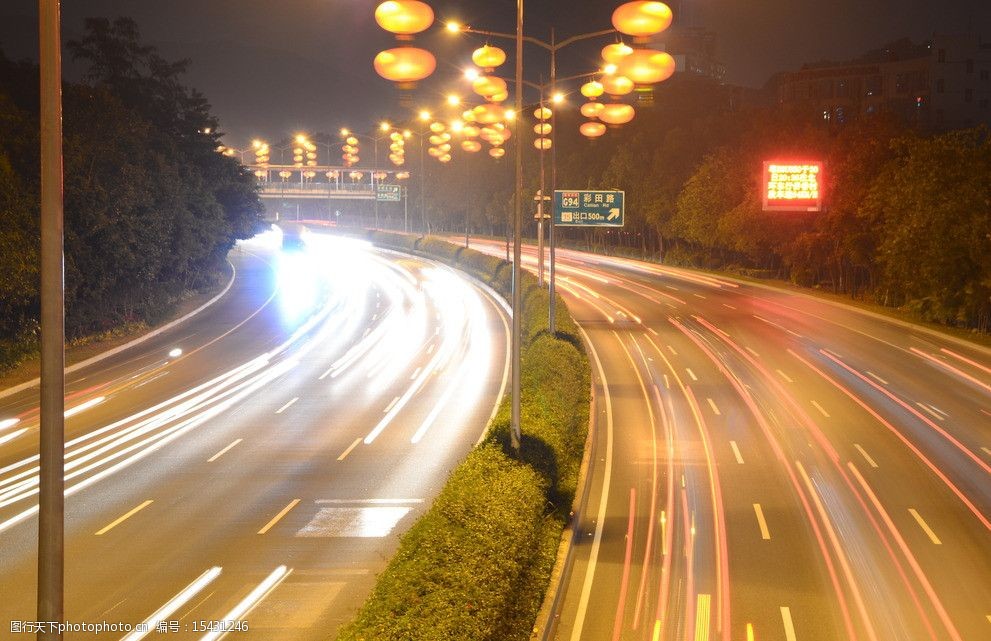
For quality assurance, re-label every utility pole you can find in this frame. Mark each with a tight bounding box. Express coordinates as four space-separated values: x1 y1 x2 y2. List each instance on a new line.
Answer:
38 1 65 638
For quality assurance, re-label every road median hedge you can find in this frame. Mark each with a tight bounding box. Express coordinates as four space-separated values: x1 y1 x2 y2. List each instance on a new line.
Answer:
336 231 590 641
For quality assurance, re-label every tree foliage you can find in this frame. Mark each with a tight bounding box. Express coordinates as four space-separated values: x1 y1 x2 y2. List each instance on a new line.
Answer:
0 18 264 370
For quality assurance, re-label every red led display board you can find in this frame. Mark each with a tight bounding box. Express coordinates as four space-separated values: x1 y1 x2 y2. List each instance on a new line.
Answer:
762 161 823 212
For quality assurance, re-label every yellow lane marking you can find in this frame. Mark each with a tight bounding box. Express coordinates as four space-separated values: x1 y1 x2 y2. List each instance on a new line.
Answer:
854 444 879 469
208 439 243 463
753 503 771 540
707 398 721 416
96 500 153 536
781 606 797 641
811 400 830 418
694 594 711 641
908 508 942 545
258 499 301 535
730 441 744 464
337 437 362 462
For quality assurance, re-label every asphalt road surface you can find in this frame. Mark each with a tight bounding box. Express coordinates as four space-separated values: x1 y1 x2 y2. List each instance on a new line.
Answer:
469 239 990 641
0 229 509 640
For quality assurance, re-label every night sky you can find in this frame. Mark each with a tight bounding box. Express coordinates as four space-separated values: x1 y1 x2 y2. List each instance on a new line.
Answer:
1 0 987 146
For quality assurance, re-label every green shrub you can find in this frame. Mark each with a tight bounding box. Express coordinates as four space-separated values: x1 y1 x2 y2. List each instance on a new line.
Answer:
336 445 548 641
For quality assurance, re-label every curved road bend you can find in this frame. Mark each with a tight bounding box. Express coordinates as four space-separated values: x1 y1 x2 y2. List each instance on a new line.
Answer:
468 239 991 641
0 230 509 639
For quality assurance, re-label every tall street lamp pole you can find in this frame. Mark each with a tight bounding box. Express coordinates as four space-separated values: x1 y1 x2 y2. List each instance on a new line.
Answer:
38 0 65 637
451 22 616 335
510 0 524 450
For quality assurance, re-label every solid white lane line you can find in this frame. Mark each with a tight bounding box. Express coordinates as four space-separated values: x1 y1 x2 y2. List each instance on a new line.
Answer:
337 438 362 462
693 293 706 300
753 503 771 540
908 508 942 545
318 365 334 380
275 397 299 414
568 328 615 641
781 606 797 641
258 499 300 535
410 366 422 380
384 396 401 413
427 343 435 355
776 369 794 383
0 417 20 430
811 400 830 418
915 402 944 421
707 398 721 416
64 396 106 418
95 500 153 535
686 368 698 381
0 428 28 447
199 566 291 641
729 441 744 464
121 567 222 641
866 370 889 385
208 439 243 463
722 303 736 310
854 444 879 469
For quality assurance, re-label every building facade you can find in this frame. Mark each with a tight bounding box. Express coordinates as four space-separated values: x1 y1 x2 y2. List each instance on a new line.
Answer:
773 34 991 129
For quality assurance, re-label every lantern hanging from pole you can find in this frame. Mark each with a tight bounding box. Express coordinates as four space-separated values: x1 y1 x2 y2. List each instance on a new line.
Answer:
601 42 634 64
374 47 437 87
599 103 636 125
489 147 506 159
375 1 435 36
612 2 673 40
616 48 676 85
581 81 605 99
580 122 607 138
534 123 552 135
600 74 635 97
472 44 507 70
462 140 482 153
534 138 553 151
581 102 606 119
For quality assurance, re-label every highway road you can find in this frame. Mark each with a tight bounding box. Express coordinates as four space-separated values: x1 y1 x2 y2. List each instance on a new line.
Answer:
468 239 991 641
0 229 509 640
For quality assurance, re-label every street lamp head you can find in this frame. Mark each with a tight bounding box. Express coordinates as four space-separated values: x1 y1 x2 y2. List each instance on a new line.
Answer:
602 63 619 75
552 92 566 105
445 21 462 33
295 134 309 144
447 94 462 107
418 110 432 122
504 109 516 121
340 128 350 137
403 129 413 138
464 68 481 82
380 121 392 132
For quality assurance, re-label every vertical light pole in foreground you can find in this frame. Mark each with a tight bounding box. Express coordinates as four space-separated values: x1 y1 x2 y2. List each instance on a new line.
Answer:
38 0 66 638
509 0 524 450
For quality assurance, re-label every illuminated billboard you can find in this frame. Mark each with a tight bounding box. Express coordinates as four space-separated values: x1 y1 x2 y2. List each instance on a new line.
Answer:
762 161 823 212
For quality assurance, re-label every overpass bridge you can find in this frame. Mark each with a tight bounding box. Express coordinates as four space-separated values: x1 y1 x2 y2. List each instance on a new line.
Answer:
250 164 409 201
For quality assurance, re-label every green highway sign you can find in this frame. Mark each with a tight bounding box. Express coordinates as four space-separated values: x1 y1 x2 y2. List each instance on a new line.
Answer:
553 190 625 227
376 184 402 202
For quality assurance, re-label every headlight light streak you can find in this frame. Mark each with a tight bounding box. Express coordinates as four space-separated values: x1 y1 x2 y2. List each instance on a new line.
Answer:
198 566 292 641
120 567 223 641
363 267 475 445
409 285 491 444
